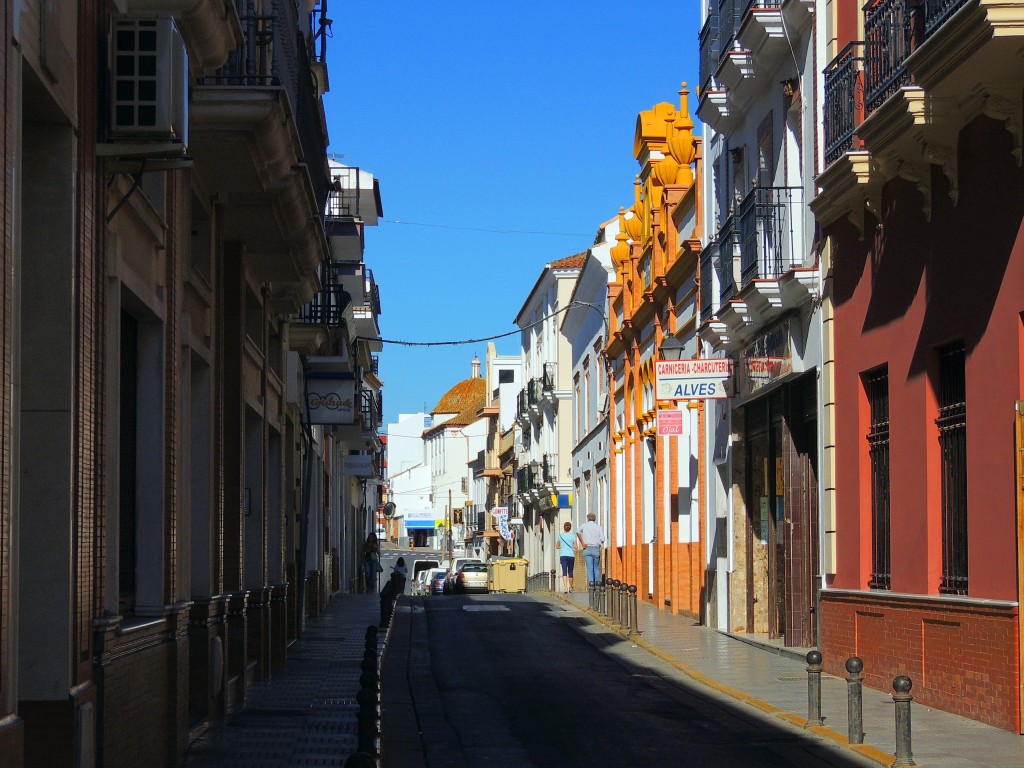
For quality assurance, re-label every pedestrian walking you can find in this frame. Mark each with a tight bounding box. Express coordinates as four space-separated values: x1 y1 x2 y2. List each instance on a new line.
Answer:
575 512 605 586
390 556 408 594
558 521 578 593
362 532 382 593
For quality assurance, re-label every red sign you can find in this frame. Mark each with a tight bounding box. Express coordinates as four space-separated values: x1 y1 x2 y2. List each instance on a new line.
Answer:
657 409 684 436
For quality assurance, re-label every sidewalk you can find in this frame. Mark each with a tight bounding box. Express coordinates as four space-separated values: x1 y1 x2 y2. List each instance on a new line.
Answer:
179 588 1023 768
556 588 1024 768
182 593 385 768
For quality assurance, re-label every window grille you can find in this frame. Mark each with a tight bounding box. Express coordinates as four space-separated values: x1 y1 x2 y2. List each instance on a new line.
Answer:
936 341 967 595
865 367 890 590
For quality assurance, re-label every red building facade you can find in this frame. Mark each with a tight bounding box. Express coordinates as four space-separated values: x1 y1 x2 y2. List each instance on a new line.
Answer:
813 0 1024 732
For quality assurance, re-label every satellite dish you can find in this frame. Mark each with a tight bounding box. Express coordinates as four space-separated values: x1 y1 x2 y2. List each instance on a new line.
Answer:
383 502 396 518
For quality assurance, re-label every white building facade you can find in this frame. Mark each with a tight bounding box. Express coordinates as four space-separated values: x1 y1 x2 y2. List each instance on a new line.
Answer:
514 255 583 580
696 0 823 646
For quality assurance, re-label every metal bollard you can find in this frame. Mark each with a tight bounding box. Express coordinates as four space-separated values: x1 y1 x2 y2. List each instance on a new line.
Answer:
550 569 556 592
891 676 915 766
356 684 378 754
619 582 629 630
804 650 824 727
611 579 622 626
598 578 607 615
846 656 864 744
626 584 641 635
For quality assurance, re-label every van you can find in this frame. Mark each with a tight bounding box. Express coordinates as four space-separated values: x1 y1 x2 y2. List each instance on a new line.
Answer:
409 558 441 588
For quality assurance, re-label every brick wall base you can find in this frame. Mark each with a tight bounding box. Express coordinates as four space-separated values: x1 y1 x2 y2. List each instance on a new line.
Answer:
820 590 1020 732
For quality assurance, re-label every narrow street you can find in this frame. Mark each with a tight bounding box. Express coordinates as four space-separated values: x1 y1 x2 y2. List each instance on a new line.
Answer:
382 593 879 768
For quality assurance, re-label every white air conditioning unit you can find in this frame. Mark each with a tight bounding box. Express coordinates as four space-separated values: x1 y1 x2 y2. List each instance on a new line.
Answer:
110 15 187 146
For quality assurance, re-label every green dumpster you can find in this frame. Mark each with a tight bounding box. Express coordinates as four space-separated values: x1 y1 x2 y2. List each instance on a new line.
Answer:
487 558 528 593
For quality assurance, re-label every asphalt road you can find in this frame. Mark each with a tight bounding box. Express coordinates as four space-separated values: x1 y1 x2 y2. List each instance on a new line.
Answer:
380 591 880 768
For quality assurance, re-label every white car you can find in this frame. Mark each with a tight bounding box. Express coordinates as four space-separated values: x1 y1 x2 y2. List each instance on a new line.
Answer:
444 557 482 593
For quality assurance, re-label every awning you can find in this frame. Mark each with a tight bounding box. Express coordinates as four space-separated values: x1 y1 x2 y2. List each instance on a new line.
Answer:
405 520 437 530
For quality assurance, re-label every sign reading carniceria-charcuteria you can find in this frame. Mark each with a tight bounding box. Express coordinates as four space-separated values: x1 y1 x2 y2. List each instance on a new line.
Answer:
655 358 733 400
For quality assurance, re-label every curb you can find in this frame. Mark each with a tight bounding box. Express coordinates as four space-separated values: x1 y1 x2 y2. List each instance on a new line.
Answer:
554 593 894 768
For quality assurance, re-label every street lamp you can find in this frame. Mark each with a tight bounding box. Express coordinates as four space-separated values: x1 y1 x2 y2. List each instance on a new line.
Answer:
659 334 685 361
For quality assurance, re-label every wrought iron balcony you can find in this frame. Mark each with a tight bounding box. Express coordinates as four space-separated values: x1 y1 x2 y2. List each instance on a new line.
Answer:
717 215 737 305
824 0 972 166
527 377 544 407
296 259 350 326
542 454 557 485
737 186 804 288
698 11 720 95
823 42 865 165
699 243 716 324
197 0 330 211
542 362 556 394
717 0 744 60
864 0 913 116
360 389 382 432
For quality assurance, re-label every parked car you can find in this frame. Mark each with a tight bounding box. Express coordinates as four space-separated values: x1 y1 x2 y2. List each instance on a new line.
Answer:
453 562 488 594
427 568 448 596
444 557 483 593
411 568 431 596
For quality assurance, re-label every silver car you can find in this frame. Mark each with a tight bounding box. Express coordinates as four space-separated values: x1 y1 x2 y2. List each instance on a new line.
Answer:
453 562 488 594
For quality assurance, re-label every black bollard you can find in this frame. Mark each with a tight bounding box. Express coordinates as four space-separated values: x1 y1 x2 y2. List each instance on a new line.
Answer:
598 578 607 615
804 650 824 727
356 685 378 755
846 656 864 744
626 584 641 635
891 675 915 766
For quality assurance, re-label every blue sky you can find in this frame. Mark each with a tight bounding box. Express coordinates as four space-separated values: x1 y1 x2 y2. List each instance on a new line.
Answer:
324 2 701 426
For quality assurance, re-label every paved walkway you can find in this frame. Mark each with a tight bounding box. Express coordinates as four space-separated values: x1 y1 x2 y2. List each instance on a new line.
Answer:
180 588 1024 767
557 588 1024 768
182 593 384 768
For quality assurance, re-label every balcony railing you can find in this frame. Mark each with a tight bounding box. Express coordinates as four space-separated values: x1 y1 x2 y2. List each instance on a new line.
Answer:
699 243 716 323
527 377 544 406
717 0 744 60
923 0 967 36
296 260 349 326
517 389 529 421
542 454 557 485
823 42 865 165
360 389 382 432
198 0 330 211
542 362 556 392
822 0 968 169
326 166 370 220
698 11 720 94
737 186 804 287
717 215 737 304
864 0 913 116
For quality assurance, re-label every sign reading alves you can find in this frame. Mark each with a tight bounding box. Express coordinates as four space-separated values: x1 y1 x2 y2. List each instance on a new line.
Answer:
655 358 733 400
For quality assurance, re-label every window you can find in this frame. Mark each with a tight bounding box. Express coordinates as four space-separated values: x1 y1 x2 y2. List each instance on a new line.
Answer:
574 374 582 439
865 367 890 590
937 341 967 594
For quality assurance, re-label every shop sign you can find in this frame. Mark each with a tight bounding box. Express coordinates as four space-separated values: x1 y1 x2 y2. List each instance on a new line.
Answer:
305 376 355 424
657 409 684 435
343 454 374 476
738 319 793 396
655 358 733 400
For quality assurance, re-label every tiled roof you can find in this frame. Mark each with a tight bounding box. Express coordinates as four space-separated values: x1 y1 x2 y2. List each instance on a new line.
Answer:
431 377 486 416
549 252 587 269
424 377 487 438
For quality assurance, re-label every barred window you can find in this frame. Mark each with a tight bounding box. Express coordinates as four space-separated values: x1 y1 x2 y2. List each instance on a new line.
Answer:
937 341 967 595
865 367 890 590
